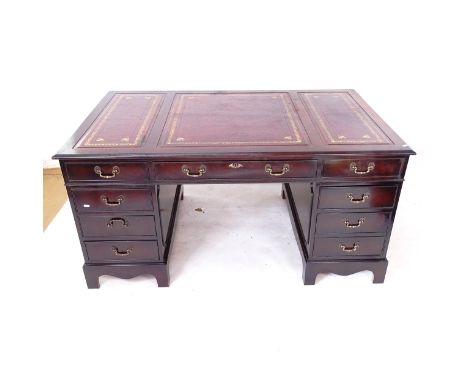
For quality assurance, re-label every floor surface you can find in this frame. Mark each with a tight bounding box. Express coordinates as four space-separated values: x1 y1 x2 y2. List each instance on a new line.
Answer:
41 182 466 381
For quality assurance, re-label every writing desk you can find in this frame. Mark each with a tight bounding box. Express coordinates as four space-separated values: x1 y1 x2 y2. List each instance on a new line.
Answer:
53 90 414 288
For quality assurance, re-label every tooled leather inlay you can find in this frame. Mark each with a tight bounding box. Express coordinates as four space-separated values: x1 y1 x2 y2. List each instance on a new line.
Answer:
164 93 305 146
76 93 164 147
301 92 391 144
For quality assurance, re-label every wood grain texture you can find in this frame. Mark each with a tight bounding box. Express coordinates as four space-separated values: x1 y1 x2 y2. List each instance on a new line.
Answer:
318 185 399 209
71 188 154 213
315 211 391 234
84 240 160 262
302 260 389 285
65 162 149 182
78 215 157 238
322 158 404 178
83 263 169 288
43 170 68 231
313 236 386 260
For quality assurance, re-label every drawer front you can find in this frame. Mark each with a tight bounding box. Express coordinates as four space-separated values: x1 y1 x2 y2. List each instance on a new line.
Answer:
79 215 156 238
66 162 148 182
85 240 160 262
322 158 404 178
318 185 398 209
313 236 386 260
72 188 154 213
153 160 317 181
316 212 391 234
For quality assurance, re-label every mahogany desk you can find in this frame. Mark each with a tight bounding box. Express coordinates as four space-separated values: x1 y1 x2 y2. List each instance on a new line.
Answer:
53 90 415 288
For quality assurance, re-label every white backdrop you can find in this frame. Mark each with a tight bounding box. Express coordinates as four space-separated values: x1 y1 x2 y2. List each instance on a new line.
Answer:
2 1 468 381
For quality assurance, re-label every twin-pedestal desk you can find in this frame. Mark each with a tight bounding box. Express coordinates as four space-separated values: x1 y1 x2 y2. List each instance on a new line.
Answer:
53 90 414 288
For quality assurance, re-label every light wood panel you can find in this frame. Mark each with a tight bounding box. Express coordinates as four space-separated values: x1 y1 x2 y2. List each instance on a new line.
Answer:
43 168 68 231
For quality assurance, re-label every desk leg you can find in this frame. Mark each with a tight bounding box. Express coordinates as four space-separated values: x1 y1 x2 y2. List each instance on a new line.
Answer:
83 263 170 288
303 260 388 285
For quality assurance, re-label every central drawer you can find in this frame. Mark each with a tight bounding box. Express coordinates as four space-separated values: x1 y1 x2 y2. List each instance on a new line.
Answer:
78 215 157 238
85 240 160 262
153 160 317 181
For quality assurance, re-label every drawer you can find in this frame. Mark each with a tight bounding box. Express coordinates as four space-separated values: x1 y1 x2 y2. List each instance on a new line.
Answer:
85 240 160 262
313 236 386 260
318 185 398 209
322 158 404 178
65 162 148 182
72 188 154 213
153 160 317 181
316 212 391 234
78 215 156 238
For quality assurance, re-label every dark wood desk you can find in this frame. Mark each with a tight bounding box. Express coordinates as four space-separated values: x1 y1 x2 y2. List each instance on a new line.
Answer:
53 90 414 288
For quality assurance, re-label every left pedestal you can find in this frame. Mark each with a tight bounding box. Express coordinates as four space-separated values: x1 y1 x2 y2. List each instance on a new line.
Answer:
74 183 182 288
60 160 182 288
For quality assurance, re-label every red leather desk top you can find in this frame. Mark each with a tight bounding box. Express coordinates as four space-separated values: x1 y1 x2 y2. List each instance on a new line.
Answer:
54 90 414 159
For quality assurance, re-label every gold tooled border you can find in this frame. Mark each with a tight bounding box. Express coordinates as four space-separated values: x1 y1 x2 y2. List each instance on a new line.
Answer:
165 93 304 145
302 92 390 144
77 94 163 147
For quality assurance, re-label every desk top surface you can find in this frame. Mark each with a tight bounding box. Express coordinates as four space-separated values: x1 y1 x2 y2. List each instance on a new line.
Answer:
54 90 414 159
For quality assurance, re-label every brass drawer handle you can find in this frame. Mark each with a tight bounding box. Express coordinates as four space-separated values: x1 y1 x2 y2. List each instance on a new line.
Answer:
112 246 132 257
265 164 290 176
340 243 359 253
107 218 129 227
228 163 244 169
101 195 124 206
346 193 369 203
344 218 365 228
181 165 206 177
94 165 120 179
349 162 375 175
